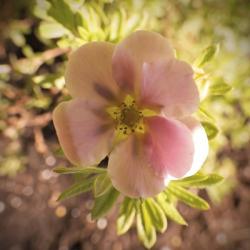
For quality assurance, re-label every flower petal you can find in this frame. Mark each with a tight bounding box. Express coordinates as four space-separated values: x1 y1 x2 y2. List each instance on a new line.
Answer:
141 60 199 117
144 116 194 178
65 42 120 105
53 99 115 166
108 135 166 198
180 117 209 177
112 30 174 94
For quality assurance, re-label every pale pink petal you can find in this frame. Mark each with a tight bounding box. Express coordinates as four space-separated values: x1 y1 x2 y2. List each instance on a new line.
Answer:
140 60 199 117
65 42 120 105
53 99 115 166
180 117 209 177
144 116 194 178
108 135 166 198
112 30 174 94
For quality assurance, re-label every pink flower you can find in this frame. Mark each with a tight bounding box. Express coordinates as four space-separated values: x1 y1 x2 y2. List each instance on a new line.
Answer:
53 31 209 198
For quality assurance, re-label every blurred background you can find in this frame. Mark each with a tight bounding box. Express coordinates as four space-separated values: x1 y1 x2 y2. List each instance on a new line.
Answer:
0 0 249 249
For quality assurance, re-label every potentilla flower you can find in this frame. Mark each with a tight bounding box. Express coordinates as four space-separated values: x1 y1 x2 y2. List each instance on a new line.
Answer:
53 31 209 198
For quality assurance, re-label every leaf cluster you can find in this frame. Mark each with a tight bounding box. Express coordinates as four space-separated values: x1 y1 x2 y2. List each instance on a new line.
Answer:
194 44 232 140
55 166 223 248
35 0 166 48
117 173 222 248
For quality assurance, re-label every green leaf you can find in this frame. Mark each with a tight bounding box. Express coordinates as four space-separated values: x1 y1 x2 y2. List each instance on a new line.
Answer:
38 21 68 39
171 173 208 186
108 11 122 42
195 44 220 67
53 166 106 175
198 107 215 122
209 80 232 96
202 121 219 140
117 198 136 235
156 193 187 225
91 187 120 219
91 2 109 26
190 174 224 187
167 185 210 210
58 178 94 201
136 202 156 249
172 173 223 188
93 172 112 197
47 0 80 35
33 73 64 89
120 12 141 38
77 26 90 41
144 198 167 233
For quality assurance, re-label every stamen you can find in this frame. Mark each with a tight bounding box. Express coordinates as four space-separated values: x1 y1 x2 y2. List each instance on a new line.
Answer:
106 95 148 139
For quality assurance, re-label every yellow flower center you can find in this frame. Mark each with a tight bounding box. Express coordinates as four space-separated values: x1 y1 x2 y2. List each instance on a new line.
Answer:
121 107 141 127
106 95 145 140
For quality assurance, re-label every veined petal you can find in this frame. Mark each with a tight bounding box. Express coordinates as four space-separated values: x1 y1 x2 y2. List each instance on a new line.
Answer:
112 30 174 94
144 116 194 178
141 60 199 117
108 135 166 198
180 117 209 177
65 42 120 105
53 99 115 166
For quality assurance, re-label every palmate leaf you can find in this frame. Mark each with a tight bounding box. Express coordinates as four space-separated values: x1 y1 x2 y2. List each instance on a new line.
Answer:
156 193 187 225
136 201 156 249
117 197 136 235
166 184 210 210
91 186 120 220
57 177 94 201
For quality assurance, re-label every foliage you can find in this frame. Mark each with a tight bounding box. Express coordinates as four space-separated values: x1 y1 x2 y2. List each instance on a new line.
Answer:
56 167 222 248
164 0 249 203
34 0 166 47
